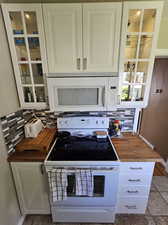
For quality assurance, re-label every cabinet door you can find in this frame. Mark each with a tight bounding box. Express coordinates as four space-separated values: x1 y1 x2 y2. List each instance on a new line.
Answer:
83 3 122 72
43 4 82 73
11 162 50 215
2 4 48 109
119 1 163 108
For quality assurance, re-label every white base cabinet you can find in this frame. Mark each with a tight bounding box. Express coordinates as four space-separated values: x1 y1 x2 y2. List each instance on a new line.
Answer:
117 162 155 214
11 161 155 216
11 162 50 215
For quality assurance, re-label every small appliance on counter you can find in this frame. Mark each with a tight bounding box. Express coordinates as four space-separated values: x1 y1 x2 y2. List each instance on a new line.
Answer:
24 118 43 138
108 119 122 137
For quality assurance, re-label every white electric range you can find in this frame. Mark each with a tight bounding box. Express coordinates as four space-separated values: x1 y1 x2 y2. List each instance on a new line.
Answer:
45 116 120 223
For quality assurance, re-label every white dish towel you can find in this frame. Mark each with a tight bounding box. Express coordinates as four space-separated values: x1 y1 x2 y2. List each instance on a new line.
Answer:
47 168 68 202
76 169 93 197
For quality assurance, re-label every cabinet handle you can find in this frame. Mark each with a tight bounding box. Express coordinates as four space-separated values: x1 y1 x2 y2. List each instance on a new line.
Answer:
129 167 143 170
40 164 44 175
77 58 80 70
117 95 121 105
128 179 141 182
127 190 138 194
83 58 87 70
102 87 105 106
125 205 137 209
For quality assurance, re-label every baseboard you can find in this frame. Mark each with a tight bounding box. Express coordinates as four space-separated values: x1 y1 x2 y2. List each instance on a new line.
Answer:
17 215 25 225
139 135 154 149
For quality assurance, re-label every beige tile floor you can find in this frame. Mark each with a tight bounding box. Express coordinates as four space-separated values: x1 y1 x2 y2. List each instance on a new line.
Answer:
23 176 168 225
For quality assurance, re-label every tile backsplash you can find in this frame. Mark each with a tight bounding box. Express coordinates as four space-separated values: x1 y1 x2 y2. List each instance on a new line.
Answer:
0 108 135 154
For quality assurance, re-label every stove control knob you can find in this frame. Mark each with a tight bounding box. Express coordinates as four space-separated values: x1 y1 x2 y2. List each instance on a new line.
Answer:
96 120 98 124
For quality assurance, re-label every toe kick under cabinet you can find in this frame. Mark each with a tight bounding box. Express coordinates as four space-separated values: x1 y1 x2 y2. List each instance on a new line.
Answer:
117 162 155 214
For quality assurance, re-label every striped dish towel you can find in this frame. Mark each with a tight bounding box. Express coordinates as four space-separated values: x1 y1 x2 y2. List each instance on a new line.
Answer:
76 169 93 197
47 168 68 202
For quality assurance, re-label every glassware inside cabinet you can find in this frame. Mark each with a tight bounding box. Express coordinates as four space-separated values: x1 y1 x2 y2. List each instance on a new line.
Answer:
35 86 45 102
123 61 136 83
9 12 24 35
32 64 43 84
142 9 156 33
121 85 133 101
125 35 138 59
14 38 28 61
127 9 142 32
132 84 145 101
23 87 34 102
28 37 41 61
24 11 38 34
19 64 31 84
139 35 152 58
136 62 149 83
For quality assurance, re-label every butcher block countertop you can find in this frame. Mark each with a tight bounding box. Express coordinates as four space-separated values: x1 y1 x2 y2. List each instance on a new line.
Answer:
8 131 163 163
8 128 57 162
112 133 163 163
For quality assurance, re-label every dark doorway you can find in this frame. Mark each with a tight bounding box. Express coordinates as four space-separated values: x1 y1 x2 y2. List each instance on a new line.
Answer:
140 58 168 160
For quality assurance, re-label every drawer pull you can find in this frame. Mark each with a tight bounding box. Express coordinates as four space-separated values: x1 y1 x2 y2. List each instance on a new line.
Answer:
125 205 137 209
128 179 141 182
76 58 80 70
127 190 138 194
129 167 143 170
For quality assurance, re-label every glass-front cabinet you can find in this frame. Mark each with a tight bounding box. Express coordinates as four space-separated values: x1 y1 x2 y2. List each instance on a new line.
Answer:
2 5 47 108
119 2 163 107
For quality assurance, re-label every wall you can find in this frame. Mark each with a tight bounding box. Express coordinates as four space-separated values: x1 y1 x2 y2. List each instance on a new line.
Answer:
0 1 21 225
0 9 19 117
157 0 168 49
0 127 21 225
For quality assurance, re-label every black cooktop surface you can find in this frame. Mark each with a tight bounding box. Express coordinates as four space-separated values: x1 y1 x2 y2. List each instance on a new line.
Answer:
48 136 118 161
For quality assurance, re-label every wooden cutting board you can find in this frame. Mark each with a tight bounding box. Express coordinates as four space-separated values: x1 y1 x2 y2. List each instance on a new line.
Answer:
15 127 57 152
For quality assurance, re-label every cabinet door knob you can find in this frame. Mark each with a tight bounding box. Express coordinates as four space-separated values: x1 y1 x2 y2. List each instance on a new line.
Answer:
83 58 87 70
77 58 80 70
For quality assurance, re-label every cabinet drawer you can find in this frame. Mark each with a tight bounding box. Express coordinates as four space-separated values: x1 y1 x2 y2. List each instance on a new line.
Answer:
119 173 153 186
119 185 150 197
120 162 155 173
120 162 154 174
117 197 148 214
51 207 115 223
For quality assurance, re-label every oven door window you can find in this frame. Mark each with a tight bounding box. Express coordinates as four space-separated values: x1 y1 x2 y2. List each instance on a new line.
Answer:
67 175 105 197
57 87 103 106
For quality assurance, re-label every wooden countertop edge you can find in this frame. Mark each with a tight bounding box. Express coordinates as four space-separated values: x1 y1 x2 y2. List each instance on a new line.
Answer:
8 133 164 163
119 158 164 163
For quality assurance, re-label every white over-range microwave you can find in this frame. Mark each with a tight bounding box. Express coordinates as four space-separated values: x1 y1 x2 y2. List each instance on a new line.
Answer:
47 77 119 111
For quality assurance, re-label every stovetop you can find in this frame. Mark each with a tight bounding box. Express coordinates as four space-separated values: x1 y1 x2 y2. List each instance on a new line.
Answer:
48 135 118 161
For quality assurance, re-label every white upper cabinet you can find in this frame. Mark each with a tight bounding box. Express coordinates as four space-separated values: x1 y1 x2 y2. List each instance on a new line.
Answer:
83 3 121 72
119 1 163 108
43 3 122 74
43 4 82 73
2 4 48 109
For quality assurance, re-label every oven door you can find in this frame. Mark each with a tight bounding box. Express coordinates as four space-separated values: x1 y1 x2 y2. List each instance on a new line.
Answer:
53 168 119 207
47 77 109 111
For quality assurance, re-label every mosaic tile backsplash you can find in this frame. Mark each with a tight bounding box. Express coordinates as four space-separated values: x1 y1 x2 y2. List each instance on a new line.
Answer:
0 108 135 154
